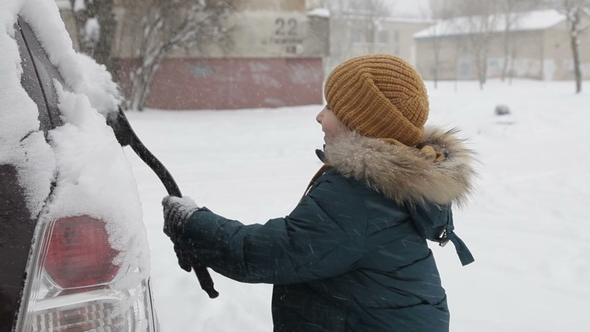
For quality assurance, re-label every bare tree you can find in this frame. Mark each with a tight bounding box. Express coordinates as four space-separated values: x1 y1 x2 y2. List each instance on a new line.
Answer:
327 0 392 55
69 0 117 75
325 0 354 66
351 0 392 54
438 0 498 89
428 0 543 88
429 24 443 88
122 0 234 111
496 0 547 82
468 1 498 89
423 0 470 89
428 0 458 18
426 0 460 88
545 0 590 93
499 0 527 82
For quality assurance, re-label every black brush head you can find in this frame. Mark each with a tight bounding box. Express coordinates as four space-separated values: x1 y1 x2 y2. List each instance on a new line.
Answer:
104 106 218 298
106 107 136 147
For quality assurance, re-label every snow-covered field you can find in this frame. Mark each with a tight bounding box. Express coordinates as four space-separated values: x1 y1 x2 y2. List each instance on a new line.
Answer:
124 79 590 332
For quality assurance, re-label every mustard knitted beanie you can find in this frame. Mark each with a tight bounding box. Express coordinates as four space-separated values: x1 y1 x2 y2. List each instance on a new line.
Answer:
324 54 429 146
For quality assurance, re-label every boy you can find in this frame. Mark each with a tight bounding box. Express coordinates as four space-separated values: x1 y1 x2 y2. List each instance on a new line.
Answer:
162 54 475 332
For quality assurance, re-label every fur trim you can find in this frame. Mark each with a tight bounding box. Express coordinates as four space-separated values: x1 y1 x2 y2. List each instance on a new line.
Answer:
324 126 477 206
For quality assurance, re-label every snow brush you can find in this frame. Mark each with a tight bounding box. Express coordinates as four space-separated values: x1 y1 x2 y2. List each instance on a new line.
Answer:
106 106 219 299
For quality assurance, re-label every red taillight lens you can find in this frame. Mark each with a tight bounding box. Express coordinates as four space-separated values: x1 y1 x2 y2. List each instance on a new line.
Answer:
44 216 120 288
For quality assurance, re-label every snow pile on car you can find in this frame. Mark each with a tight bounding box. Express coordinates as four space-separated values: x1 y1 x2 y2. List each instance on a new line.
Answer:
0 0 54 217
0 0 150 275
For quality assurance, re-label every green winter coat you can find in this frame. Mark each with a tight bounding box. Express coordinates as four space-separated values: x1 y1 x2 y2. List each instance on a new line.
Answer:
175 127 476 332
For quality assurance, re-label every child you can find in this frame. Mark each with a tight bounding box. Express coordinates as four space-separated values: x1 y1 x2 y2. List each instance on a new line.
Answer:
162 54 476 332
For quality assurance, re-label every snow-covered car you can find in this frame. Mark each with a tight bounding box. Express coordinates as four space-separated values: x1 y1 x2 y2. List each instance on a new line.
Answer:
0 1 159 331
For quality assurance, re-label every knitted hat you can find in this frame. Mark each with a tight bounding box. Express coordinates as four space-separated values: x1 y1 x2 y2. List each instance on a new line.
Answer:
324 54 429 146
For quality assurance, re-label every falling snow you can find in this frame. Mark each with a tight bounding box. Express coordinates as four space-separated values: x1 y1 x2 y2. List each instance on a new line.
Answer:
126 79 590 332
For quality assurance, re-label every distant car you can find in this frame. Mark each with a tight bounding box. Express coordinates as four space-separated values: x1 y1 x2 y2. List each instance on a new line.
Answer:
494 104 511 116
0 2 159 332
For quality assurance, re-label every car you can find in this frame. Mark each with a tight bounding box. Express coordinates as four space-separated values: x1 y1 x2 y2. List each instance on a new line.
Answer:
0 1 160 331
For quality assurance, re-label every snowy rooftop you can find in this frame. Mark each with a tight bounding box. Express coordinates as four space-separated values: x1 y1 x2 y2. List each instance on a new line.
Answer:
414 9 565 39
307 8 330 18
382 17 434 24
340 13 433 24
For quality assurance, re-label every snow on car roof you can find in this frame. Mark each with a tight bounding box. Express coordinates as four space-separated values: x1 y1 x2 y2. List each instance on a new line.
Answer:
21 0 121 115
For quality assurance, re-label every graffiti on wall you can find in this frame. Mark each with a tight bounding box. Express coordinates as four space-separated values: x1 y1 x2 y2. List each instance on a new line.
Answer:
189 64 214 78
543 60 555 81
512 58 541 77
486 58 590 80
486 58 505 77
486 58 542 78
457 56 472 79
455 57 548 80
563 60 590 78
249 61 282 89
288 62 322 84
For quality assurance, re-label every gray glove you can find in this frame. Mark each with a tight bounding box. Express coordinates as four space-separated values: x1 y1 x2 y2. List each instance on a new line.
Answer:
173 244 193 272
162 196 201 272
162 195 199 242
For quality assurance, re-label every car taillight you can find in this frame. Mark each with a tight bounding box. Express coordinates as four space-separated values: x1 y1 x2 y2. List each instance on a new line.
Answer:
30 290 134 331
45 216 120 288
15 215 159 332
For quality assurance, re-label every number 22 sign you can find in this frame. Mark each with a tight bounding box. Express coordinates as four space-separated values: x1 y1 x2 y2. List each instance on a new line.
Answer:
275 18 297 36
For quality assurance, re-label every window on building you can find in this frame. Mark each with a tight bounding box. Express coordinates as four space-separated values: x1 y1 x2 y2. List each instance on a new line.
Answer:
365 29 374 44
378 30 389 44
351 30 361 43
393 30 400 55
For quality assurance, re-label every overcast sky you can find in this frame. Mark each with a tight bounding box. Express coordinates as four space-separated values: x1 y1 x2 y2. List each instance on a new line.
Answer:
390 0 431 17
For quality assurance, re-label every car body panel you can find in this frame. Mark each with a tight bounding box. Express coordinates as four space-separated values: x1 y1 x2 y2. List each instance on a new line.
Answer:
0 19 59 332
17 17 63 131
0 12 159 332
0 164 35 332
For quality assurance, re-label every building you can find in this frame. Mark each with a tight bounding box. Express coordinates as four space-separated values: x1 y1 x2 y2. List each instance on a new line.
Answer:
56 0 329 110
327 14 432 73
413 9 590 82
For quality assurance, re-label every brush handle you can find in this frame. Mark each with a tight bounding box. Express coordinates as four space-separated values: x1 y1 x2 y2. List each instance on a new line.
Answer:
129 141 219 299
110 108 219 298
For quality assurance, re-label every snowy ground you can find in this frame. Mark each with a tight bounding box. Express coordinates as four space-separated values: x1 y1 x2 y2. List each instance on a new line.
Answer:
123 79 590 332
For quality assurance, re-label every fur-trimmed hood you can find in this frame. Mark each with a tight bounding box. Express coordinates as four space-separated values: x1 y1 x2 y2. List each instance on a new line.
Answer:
323 126 476 206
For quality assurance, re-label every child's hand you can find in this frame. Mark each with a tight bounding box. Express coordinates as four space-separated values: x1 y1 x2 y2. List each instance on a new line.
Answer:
162 195 199 242
173 244 193 272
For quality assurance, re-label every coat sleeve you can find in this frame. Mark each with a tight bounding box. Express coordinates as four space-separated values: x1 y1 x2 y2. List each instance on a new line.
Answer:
174 174 367 285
